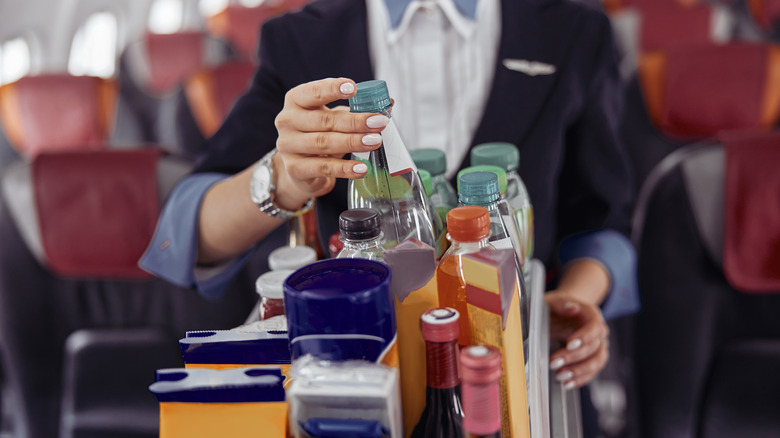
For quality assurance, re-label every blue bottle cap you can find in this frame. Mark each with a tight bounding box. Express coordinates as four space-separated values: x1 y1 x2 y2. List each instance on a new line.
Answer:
458 171 500 207
349 80 392 113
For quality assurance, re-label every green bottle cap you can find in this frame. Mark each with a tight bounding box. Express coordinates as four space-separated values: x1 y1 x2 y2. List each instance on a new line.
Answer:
410 148 447 176
458 171 500 207
457 165 507 195
418 169 433 196
349 80 392 113
471 142 520 172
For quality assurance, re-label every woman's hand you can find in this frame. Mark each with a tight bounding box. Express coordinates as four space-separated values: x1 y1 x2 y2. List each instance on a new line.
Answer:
272 77 389 211
545 290 610 389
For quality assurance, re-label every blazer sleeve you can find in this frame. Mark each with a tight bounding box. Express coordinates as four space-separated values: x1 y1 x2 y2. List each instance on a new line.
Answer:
555 12 639 318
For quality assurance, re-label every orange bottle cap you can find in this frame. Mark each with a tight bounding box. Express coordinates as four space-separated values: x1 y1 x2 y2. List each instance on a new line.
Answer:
446 206 490 242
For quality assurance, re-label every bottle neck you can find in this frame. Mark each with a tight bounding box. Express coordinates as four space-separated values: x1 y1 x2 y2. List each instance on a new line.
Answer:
462 379 502 437
288 207 324 258
341 236 384 251
425 339 460 389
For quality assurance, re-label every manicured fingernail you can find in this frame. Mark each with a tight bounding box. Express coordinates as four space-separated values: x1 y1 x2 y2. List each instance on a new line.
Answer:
550 358 565 370
340 82 354 95
353 163 368 174
563 380 577 391
567 339 582 350
362 133 382 146
563 302 578 311
556 370 574 382
366 115 389 128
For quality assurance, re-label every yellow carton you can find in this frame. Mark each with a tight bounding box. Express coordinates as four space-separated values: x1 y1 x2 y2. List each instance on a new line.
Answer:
462 249 530 438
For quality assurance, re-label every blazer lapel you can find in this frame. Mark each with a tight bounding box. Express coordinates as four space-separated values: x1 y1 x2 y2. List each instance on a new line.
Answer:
470 0 572 159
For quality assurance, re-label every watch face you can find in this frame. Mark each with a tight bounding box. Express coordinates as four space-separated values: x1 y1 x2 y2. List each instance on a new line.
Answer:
250 162 273 205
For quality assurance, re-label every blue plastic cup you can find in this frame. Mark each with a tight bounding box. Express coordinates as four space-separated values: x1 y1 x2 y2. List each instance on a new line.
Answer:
283 259 397 364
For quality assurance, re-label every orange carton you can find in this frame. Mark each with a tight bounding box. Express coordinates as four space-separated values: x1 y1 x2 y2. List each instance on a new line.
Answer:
462 248 530 438
150 367 287 438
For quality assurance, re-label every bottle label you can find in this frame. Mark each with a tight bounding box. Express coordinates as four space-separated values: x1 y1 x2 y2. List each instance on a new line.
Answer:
382 120 417 176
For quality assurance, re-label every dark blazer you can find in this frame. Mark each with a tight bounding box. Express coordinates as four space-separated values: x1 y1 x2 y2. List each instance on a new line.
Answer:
195 0 634 267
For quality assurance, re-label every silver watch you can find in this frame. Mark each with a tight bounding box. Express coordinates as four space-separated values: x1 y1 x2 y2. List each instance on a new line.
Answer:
249 148 314 219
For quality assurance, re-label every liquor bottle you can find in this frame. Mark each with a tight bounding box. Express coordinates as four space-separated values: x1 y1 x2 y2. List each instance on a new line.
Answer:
287 203 326 259
347 80 436 250
457 171 529 355
411 307 464 438
460 345 503 438
471 142 534 272
411 148 458 225
418 169 448 259
436 206 492 347
335 208 385 262
255 269 292 320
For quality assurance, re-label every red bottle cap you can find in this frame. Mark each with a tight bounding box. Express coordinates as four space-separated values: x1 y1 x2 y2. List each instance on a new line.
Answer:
420 308 460 343
460 345 503 384
446 206 490 242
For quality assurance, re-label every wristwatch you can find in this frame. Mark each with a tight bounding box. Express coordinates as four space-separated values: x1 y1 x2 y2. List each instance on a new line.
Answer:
249 148 314 219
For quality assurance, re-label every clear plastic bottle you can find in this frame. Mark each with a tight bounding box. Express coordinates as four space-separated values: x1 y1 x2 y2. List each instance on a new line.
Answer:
410 148 458 226
457 171 529 353
457 166 524 271
347 80 436 250
335 208 385 262
436 206 492 347
471 142 534 271
418 169 448 259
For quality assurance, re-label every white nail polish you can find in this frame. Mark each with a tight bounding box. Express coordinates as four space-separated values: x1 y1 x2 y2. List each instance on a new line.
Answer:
362 133 382 146
563 381 577 391
340 82 354 95
550 358 565 370
353 163 368 174
556 370 573 382
366 115 389 129
567 339 582 350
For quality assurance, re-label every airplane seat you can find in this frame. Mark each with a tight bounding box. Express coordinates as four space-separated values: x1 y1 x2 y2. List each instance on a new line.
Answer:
608 0 735 82
620 41 780 194
0 74 118 171
172 59 256 159
743 0 780 41
630 129 780 438
203 1 311 63
113 31 231 159
0 148 256 438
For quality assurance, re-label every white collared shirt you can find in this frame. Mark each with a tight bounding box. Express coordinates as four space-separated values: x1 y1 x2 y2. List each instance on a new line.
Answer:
366 0 501 178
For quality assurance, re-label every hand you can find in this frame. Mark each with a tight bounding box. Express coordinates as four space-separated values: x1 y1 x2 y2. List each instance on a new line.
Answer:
272 77 389 211
545 290 610 390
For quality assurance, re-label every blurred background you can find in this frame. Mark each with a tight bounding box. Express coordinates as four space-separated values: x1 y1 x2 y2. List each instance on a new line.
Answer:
0 0 779 437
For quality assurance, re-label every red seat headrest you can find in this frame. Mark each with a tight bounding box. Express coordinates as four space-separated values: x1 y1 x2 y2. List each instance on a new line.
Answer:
722 130 780 293
145 32 209 94
184 60 255 137
32 149 163 278
0 75 117 158
639 43 780 139
205 4 285 60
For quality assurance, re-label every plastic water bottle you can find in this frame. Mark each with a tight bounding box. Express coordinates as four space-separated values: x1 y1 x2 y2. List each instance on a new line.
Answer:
335 208 385 262
471 142 534 271
347 80 435 250
410 148 458 226
418 169 448 259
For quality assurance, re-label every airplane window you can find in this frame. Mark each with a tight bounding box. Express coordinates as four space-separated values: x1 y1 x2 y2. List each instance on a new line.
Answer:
0 37 31 85
149 0 184 34
199 0 229 17
68 12 117 78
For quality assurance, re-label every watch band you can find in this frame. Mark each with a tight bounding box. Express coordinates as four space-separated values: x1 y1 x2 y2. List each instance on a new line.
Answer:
250 148 315 219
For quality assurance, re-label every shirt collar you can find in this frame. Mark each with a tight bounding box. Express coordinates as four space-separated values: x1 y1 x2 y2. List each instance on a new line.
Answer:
385 0 479 29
